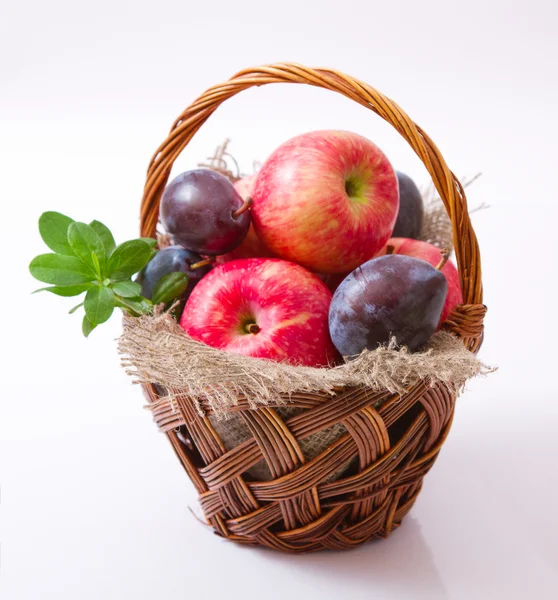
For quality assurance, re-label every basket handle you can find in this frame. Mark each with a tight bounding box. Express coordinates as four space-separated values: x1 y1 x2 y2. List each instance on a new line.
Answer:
140 63 482 307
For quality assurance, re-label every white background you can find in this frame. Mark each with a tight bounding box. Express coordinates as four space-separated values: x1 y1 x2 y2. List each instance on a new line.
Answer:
1 0 557 598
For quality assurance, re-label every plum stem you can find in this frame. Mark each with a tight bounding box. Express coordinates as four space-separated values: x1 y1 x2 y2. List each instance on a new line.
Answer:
232 196 253 219
385 245 395 255
190 258 214 270
436 248 450 271
245 323 260 334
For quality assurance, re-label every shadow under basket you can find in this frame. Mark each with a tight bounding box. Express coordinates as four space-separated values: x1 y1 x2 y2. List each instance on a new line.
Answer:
137 63 486 553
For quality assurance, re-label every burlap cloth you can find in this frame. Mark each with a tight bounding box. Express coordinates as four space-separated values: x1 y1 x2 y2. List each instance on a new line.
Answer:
119 175 489 480
119 311 490 479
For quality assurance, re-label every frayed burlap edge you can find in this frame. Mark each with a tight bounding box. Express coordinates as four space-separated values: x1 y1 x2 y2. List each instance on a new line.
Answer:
419 173 485 254
118 310 492 421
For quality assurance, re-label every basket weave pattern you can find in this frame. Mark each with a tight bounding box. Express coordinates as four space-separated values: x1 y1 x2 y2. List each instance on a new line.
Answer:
139 64 485 552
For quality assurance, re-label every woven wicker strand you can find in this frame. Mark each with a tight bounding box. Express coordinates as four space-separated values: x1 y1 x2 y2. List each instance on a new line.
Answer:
138 63 486 553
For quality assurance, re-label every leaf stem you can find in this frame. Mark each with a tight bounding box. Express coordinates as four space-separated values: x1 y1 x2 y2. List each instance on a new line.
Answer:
91 252 103 281
68 302 84 314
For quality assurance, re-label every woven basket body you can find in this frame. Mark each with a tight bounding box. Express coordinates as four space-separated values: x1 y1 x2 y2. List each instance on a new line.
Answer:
139 64 485 553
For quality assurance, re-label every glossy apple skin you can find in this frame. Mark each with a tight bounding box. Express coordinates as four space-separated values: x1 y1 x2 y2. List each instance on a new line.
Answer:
217 175 275 263
180 258 336 366
376 238 463 325
233 174 256 202
252 130 399 274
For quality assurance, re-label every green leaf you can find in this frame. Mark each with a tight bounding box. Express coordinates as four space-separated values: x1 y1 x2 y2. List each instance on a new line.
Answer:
82 315 97 337
112 280 142 298
68 222 105 274
32 283 95 297
140 237 157 249
107 240 152 281
152 272 189 305
91 252 102 276
84 286 115 325
69 302 84 314
90 220 116 256
29 254 97 285
38 212 75 255
116 295 152 316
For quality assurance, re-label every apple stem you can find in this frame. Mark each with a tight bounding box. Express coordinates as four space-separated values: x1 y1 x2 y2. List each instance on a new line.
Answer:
232 196 254 219
435 248 450 271
245 323 260 334
190 258 214 270
385 245 395 255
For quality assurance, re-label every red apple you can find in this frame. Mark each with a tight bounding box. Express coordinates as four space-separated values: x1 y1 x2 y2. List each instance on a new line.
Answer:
234 174 256 200
217 174 275 263
252 130 399 274
180 258 336 366
376 238 463 325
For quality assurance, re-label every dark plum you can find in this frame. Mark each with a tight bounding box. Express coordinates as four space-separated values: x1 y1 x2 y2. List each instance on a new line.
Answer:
328 253 447 355
160 169 251 255
393 172 424 239
138 245 212 301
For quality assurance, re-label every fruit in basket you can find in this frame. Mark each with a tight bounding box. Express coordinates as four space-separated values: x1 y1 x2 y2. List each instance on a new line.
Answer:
328 253 448 355
217 175 275 262
219 223 275 262
160 169 252 255
322 272 347 294
138 245 212 301
375 238 462 324
393 172 424 239
181 258 336 366
234 174 255 199
252 130 399 274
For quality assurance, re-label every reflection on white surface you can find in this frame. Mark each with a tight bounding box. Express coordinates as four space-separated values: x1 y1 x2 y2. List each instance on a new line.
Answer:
258 518 449 600
1 399 557 599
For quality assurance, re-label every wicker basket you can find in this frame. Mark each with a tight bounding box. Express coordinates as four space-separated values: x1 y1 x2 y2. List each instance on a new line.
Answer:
138 63 485 553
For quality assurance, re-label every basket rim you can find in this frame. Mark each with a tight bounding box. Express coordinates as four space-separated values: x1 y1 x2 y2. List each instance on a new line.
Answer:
139 62 483 318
